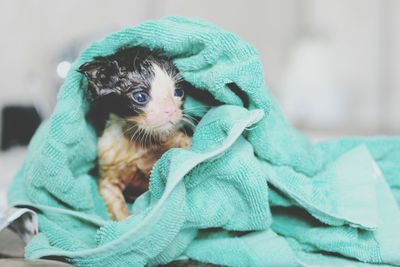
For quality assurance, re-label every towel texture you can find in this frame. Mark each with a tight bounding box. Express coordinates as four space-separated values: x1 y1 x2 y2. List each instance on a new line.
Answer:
7 16 400 266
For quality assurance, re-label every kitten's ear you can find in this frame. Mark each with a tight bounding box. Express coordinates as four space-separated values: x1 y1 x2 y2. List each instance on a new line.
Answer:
78 60 120 80
78 60 120 97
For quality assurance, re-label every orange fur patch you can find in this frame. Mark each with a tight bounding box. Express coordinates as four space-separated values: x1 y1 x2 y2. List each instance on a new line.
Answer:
98 117 191 221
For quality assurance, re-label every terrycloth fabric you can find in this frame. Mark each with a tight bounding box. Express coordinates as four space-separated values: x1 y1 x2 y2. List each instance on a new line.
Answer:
7 16 400 266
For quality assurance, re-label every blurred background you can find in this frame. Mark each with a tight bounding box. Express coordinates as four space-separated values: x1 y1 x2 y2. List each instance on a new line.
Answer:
0 0 399 210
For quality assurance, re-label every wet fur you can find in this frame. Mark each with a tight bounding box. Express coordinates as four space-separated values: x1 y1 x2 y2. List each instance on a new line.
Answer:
79 46 192 220
98 116 191 220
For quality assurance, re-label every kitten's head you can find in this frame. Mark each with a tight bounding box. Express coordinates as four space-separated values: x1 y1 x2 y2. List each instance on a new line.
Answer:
78 46 186 136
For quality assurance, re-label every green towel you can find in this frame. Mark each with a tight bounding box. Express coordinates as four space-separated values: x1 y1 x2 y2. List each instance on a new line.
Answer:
7 16 400 267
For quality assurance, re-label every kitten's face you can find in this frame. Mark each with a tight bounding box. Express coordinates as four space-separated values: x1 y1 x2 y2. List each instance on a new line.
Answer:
127 63 184 133
78 47 185 136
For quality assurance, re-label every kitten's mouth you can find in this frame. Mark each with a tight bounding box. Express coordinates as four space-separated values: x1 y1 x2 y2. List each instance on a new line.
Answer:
154 117 181 127
156 120 178 130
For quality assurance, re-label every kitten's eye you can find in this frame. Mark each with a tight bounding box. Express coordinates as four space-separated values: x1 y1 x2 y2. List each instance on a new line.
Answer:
132 91 149 104
174 88 184 97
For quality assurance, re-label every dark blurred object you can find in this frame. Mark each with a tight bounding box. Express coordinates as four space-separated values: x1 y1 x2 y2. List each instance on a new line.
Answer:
1 106 42 150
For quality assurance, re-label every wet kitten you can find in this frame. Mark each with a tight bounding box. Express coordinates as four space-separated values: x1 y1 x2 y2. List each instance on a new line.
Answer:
78 46 192 220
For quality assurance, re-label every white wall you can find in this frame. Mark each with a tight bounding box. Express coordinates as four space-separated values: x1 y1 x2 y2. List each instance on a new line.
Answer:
278 0 400 134
383 0 400 133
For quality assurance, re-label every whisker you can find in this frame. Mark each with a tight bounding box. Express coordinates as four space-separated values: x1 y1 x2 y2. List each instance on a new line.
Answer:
183 114 199 123
145 130 151 148
182 114 196 124
181 117 196 130
183 106 209 110
183 107 209 113
181 123 189 137
134 128 144 144
107 123 137 141
129 126 141 144
135 128 146 145
142 129 148 148
172 72 183 83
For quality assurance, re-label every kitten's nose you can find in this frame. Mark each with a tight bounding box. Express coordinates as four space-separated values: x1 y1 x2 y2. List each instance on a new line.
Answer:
164 107 177 117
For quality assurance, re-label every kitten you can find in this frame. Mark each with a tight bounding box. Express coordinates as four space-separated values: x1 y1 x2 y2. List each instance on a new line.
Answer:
78 46 192 221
